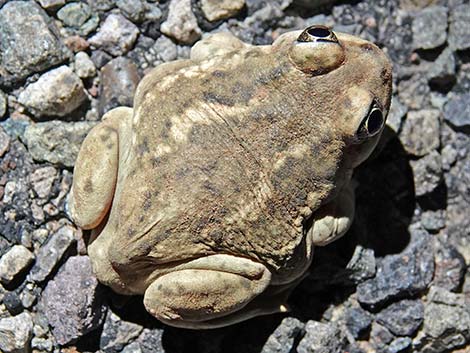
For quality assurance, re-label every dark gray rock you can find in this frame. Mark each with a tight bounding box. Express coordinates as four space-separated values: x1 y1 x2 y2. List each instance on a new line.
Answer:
400 109 440 157
387 337 411 353
397 75 430 110
417 286 470 352
0 1 70 87
376 299 424 336
344 307 372 339
117 0 146 23
261 317 305 353
387 97 407 133
433 241 466 292
99 57 140 115
0 245 35 286
136 328 165 353
412 6 448 50
344 245 376 284
410 150 443 197
160 0 202 44
91 50 113 69
41 255 107 345
0 312 33 353
297 321 346 353
154 36 178 63
3 291 23 315
448 4 470 50
29 225 76 283
444 93 470 130
57 3 91 28
18 66 87 118
89 14 140 56
357 229 434 309
24 120 96 167
100 311 143 353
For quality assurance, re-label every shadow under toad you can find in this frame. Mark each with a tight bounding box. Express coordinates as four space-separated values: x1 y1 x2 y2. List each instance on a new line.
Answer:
76 127 418 353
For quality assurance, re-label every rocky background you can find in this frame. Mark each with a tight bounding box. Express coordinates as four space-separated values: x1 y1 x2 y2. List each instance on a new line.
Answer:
0 0 469 352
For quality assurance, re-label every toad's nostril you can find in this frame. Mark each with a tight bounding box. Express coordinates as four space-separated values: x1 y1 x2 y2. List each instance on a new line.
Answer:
306 26 331 38
297 25 338 43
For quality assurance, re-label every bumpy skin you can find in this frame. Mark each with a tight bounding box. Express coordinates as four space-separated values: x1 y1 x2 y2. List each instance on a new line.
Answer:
70 27 392 329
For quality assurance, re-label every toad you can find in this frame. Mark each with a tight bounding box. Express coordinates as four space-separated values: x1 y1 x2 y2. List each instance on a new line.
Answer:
70 25 392 329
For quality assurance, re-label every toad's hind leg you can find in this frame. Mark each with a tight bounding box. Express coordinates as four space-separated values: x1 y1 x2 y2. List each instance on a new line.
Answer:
70 107 132 229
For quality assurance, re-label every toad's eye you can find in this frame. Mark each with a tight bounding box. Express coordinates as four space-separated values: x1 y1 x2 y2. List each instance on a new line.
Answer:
356 103 384 141
297 25 338 44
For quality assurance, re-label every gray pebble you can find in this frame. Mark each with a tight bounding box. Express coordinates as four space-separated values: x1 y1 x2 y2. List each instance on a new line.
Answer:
100 311 143 353
57 2 91 28
410 150 443 197
400 109 440 157
344 307 372 339
74 52 97 79
376 299 424 336
297 321 346 353
444 93 470 130
117 0 146 23
29 225 76 283
420 209 446 232
37 0 65 10
427 47 456 90
201 0 246 22
0 245 35 286
18 66 87 118
261 317 305 353
29 166 58 200
412 6 448 50
41 255 107 345
448 4 470 50
0 1 70 87
388 337 411 353
89 14 140 56
433 241 466 292
24 120 96 167
0 90 7 118
99 57 140 115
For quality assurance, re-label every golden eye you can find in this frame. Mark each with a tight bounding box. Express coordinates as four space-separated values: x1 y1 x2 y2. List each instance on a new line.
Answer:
297 25 338 44
357 104 384 141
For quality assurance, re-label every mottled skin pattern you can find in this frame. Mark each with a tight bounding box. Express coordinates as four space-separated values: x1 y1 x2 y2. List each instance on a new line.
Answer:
70 26 392 329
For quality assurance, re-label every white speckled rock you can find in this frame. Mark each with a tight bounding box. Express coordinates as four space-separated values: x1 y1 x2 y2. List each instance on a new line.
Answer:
18 66 87 118
201 0 245 21
160 0 201 44
0 312 33 353
0 245 35 285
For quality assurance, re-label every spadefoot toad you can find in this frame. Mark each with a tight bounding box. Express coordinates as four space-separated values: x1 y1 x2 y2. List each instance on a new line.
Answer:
70 25 392 329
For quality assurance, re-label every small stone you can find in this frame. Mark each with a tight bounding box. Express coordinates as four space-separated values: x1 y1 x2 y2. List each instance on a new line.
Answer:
433 241 466 292
31 337 53 352
89 14 140 56
376 299 424 336
388 337 411 353
100 311 143 352
91 50 113 69
444 93 470 130
160 0 202 45
297 321 346 353
29 166 58 200
0 245 35 285
0 90 7 118
74 52 97 79
3 291 23 315
387 97 407 133
41 255 107 345
57 2 91 28
344 245 376 283
99 57 140 115
37 0 65 10
0 1 70 87
64 35 90 53
400 109 440 157
122 341 143 353
427 48 456 90
24 120 96 167
421 209 446 232
30 225 76 283
154 36 178 62
201 0 246 21
261 317 305 353
441 145 458 171
0 312 33 353
117 0 146 23
357 229 434 309
410 150 443 197
448 4 470 50
0 125 10 158
418 286 470 352
370 322 394 350
136 328 164 353
397 74 430 110
18 66 87 118
412 6 448 50
344 307 372 339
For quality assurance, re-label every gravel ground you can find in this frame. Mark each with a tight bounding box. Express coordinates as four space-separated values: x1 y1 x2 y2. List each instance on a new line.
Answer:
0 0 469 352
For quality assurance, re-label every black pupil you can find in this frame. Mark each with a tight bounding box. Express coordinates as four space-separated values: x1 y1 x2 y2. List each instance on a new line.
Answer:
307 27 331 38
367 109 383 134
